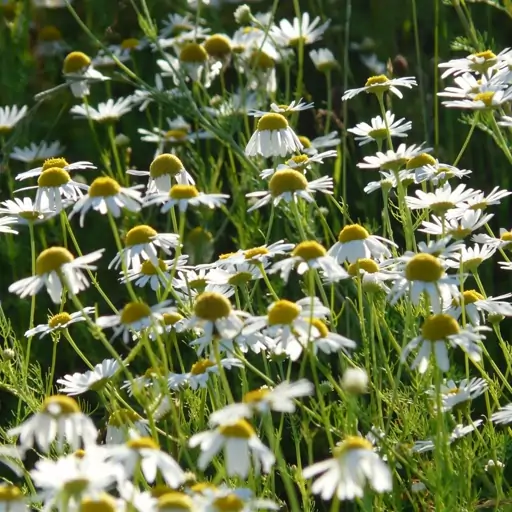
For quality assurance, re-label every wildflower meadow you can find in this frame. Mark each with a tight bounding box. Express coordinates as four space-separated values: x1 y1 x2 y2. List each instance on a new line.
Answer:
3 0 512 510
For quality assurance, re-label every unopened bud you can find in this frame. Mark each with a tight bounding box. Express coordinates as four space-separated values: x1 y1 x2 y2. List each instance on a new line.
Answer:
341 367 368 394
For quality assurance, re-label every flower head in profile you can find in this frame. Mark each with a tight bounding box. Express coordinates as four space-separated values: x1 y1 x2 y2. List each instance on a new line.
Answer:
168 358 243 390
15 156 96 182
445 290 512 325
10 140 65 164
25 308 94 338
347 111 412 146
438 49 501 79
70 96 134 123
271 13 330 47
249 98 314 117
427 377 488 412
0 105 28 134
310 48 338 73
357 143 427 171
0 197 58 226
343 75 417 101
57 359 121 396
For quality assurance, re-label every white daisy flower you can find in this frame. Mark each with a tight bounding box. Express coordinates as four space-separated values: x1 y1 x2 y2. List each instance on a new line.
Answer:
144 184 229 213
363 169 414 195
171 265 232 300
0 484 28 511
158 12 199 38
343 74 417 101
8 395 97 452
35 25 69 57
427 377 488 412
96 300 174 344
491 403 512 424
270 240 349 283
310 48 338 73
70 96 134 123
24 307 94 338
245 113 303 158
271 13 330 47
204 263 265 292
412 420 483 453
15 156 96 182
455 186 512 211
347 111 412 146
357 143 428 171
401 314 489 373
105 410 150 445
0 197 58 225
437 72 488 99
346 258 397 294
328 223 396 264
249 98 314 117
209 380 314 425
106 435 185 489
444 243 496 272
300 131 341 156
442 86 512 109
386 251 459 312
108 224 180 271
474 228 512 249
168 358 243 390
246 169 332 212
438 49 501 79
419 209 493 240
9 140 64 163
415 237 466 259
0 104 28 133
406 154 472 184
446 290 512 325
405 182 478 215
57 359 121 395
260 150 338 179
303 436 392 501
189 420 275 478
196 487 279 512
138 125 213 156
8 247 104 304
215 240 294 268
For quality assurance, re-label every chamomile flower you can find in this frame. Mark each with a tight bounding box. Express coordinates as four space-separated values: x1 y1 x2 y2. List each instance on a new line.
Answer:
249 98 314 117
70 96 134 123
0 104 28 134
441 86 512 109
437 72 487 99
8 395 98 452
411 159 472 185
172 266 231 300
419 209 493 240
246 169 333 212
69 177 143 226
303 436 392 501
168 358 243 390
357 143 428 171
35 24 69 57
328 224 396 264
458 186 512 211
15 156 96 183
245 113 303 157
144 184 230 213
108 224 180 271
474 228 512 249
106 410 150 445
342 75 417 101
0 485 28 511
60 51 109 99
270 13 330 47
310 48 339 73
270 240 349 283
10 140 64 163
215 240 294 268
177 42 222 87
412 420 483 453
363 170 414 195
260 150 338 179
347 258 397 294
401 314 489 373
107 436 185 488
57 359 121 395
0 197 58 225
128 153 195 192
8 247 104 304
444 243 496 272
159 12 198 38
386 252 459 312
189 420 275 478
96 301 174 344
405 182 478 215
446 290 512 325
347 111 412 146
209 380 314 425
427 377 488 412
438 50 501 79
491 403 512 424
24 308 94 338
184 292 246 342
197 487 279 512
300 131 341 155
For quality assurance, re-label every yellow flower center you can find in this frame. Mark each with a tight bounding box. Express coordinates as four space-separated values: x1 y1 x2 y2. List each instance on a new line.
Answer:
140 259 167 275
219 419 255 439
367 127 389 140
228 272 254 287
292 240 327 260
169 185 199 199
89 177 121 198
462 257 483 272
108 409 142 427
190 359 216 375
179 42 208 63
268 169 308 197
453 289 484 306
162 312 184 325
290 154 309 168
406 153 436 170
39 25 63 42
19 211 42 221
188 278 207 290
63 479 89 497
189 482 217 494
212 495 245 512
74 449 86 459
193 292 232 321
298 135 312 148
36 247 74 275
405 253 444 282
63 51 91 74
150 154 184 178
309 318 329 338
334 436 373 456
337 224 369 243
268 299 300 326
37 167 71 187
501 231 512 242
126 437 159 450
0 485 22 502
80 494 117 512
347 258 379 276
473 91 495 106
243 388 270 403
257 113 288 132
449 226 472 240
244 246 269 260
204 34 232 58
41 395 80 415
42 157 69 171
121 38 139 50
473 50 496 60
48 312 73 329
421 314 460 341
119 302 152 325
163 129 188 142
288 36 307 47
151 485 173 498
365 75 389 87
125 225 157 246
157 492 193 511
248 49 275 70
